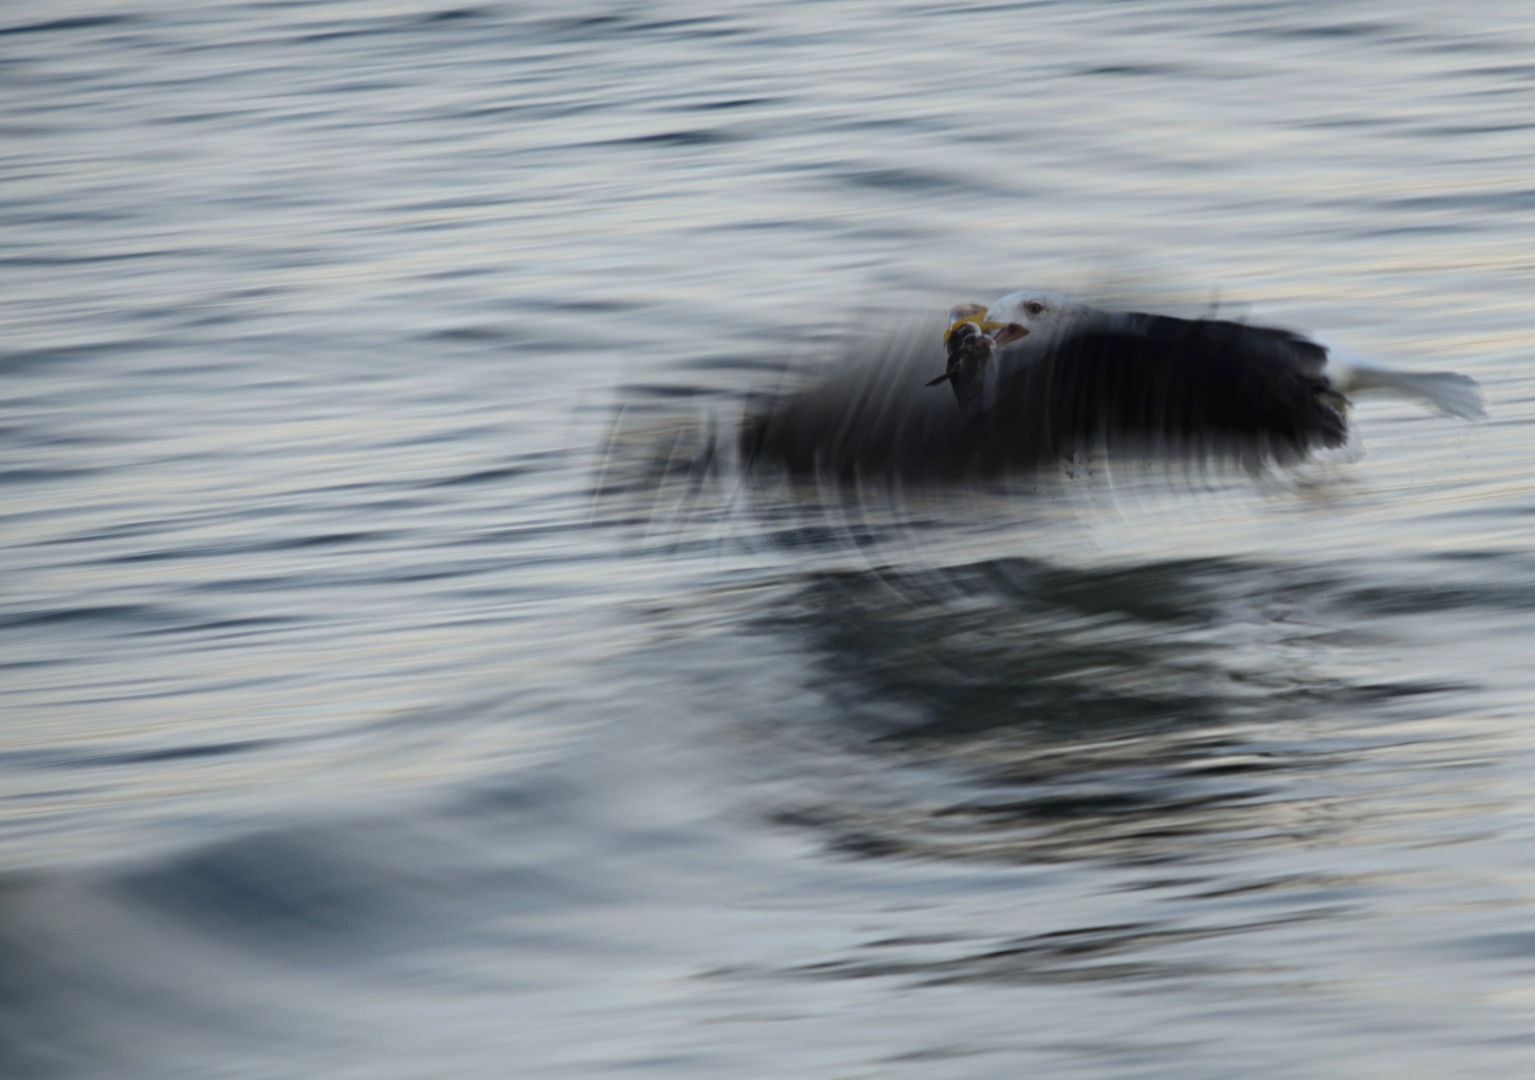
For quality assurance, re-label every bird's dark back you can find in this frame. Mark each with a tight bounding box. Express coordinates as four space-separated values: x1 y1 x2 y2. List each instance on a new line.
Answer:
982 315 1347 464
740 315 1348 481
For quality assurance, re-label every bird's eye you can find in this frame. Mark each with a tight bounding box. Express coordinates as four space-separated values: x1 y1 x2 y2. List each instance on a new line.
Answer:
1025 302 1045 316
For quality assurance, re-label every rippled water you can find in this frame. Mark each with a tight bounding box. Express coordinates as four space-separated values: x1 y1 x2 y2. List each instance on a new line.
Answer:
5 1 1535 1076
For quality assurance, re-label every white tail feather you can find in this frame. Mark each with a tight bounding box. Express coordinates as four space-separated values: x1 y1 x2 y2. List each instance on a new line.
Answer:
1345 368 1486 420
1317 337 1486 420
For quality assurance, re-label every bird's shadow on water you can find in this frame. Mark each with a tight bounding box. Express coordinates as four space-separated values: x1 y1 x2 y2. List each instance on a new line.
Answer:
748 555 1468 869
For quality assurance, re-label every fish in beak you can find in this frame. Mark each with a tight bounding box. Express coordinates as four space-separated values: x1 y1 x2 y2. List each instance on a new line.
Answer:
928 311 1028 391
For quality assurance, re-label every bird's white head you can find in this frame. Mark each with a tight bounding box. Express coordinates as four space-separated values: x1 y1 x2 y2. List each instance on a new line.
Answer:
983 290 1101 352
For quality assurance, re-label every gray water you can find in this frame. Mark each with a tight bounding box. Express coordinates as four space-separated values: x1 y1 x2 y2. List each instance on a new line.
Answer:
5 1 1535 1076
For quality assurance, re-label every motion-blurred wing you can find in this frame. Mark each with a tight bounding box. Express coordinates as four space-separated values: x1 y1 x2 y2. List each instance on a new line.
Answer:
988 316 1348 463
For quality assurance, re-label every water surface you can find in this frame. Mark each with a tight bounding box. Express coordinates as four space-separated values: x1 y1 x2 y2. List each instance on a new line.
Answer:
4 1 1535 1077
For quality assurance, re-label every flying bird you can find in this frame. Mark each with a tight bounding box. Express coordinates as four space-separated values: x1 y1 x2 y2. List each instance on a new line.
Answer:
740 290 1483 479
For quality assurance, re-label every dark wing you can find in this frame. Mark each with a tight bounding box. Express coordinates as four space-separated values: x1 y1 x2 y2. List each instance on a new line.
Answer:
981 315 1347 465
739 316 1348 481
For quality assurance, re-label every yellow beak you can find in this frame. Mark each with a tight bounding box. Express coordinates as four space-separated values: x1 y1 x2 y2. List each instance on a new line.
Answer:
942 316 1009 343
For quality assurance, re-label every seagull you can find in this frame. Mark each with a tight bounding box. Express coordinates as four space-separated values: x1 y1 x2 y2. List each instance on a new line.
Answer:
740 290 1483 479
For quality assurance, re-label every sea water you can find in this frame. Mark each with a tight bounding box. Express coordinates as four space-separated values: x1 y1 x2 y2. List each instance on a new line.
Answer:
4 1 1535 1076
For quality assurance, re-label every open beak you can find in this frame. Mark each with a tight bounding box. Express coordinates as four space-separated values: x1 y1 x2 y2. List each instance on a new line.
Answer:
991 322 1028 347
942 314 1030 345
942 316 1011 343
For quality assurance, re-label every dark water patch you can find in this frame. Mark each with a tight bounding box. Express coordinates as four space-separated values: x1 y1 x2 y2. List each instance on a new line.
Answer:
255 530 398 552
0 466 99 485
1453 931 1535 961
1297 114 1393 130
0 340 163 374
508 295 645 316
291 17 450 46
1076 63 1186 77
181 573 331 595
0 604 182 634
705 215 828 234
1413 122 1535 137
323 79 413 96
1217 19 1405 44
917 783 1282 863
769 557 1345 738
394 194 508 214
0 869 350 1079
534 13 631 39
0 14 138 37
1429 549 1523 563
744 554 1474 869
1458 62 1535 83
0 885 102 1080
97 532 395 563
1184 870 1371 902
0 206 135 225
840 167 971 194
1349 223 1473 240
953 789 1226 823
674 96 780 112
673 354 794 376
792 917 1293 988
85 738 283 767
1381 189 1535 213
417 7 492 24
765 741 1341 868
621 382 738 402
0 656 68 673
961 557 1304 624
44 518 184 547
443 99 608 123
1335 578 1535 616
0 249 186 268
423 464 533 487
113 829 416 957
142 615 304 640
626 16 747 39
1278 21 1401 40
602 129 737 149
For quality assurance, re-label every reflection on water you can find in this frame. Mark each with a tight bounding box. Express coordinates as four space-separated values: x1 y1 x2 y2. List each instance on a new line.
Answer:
751 556 1468 871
